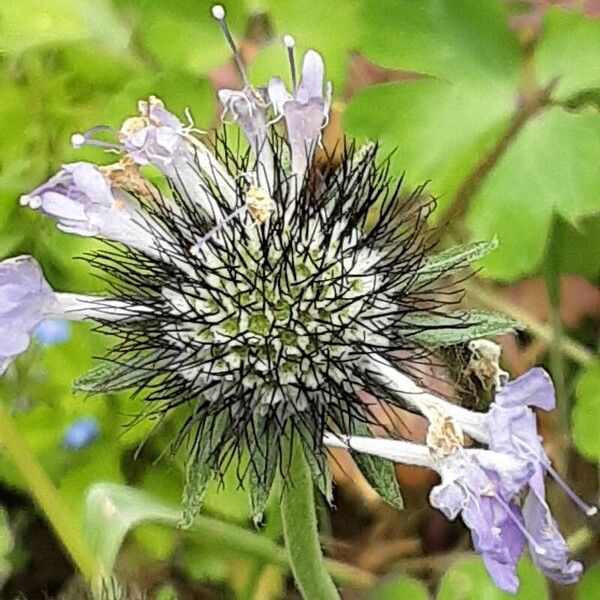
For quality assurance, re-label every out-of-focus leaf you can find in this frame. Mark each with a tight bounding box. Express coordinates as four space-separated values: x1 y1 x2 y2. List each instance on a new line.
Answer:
0 0 129 55
129 0 248 76
344 80 514 206
466 109 600 281
552 215 600 281
573 361 600 461
251 0 360 91
102 71 216 130
436 557 548 600
372 575 430 600
356 0 521 81
405 311 520 346
0 506 14 587
536 8 600 101
577 563 600 600
84 482 180 573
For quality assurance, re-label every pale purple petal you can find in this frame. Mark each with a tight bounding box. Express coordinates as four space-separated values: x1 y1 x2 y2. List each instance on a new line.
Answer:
283 99 326 177
267 77 290 114
296 50 325 103
496 368 555 411
20 162 154 252
0 256 55 373
523 491 583 584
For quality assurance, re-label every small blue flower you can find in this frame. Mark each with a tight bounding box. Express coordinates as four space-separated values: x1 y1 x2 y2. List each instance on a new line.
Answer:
63 417 99 450
34 319 71 346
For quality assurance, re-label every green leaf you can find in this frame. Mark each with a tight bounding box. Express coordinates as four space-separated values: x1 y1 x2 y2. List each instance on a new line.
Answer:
84 482 180 573
536 8 600 100
466 109 600 281
552 214 600 281
251 0 360 91
371 576 430 600
351 422 403 510
577 563 600 600
573 361 600 461
344 79 515 208
416 239 498 285
0 0 129 55
436 557 548 600
405 311 520 346
357 0 521 81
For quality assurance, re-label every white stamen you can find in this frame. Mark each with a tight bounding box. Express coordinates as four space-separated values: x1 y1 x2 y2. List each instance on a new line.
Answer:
211 4 250 87
211 4 225 20
283 34 297 90
71 133 86 148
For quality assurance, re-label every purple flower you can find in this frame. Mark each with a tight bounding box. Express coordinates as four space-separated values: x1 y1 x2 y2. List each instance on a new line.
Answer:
63 417 100 450
0 256 55 373
218 88 274 183
486 368 592 583
268 50 331 177
430 449 534 593
20 162 154 252
34 320 71 346
118 96 231 218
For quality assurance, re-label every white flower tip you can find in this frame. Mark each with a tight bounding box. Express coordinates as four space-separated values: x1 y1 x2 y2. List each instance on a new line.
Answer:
534 545 548 556
283 34 295 48
21 194 41 209
586 505 598 517
211 4 225 20
71 133 86 148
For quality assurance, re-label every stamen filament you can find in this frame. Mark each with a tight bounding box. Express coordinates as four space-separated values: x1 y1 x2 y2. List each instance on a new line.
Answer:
283 34 297 89
211 5 251 88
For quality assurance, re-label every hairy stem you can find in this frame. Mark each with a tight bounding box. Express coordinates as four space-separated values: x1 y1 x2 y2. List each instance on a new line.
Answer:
0 402 100 580
281 437 340 600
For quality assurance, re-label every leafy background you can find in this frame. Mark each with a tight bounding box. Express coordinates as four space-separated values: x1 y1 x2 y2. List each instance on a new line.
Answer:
0 0 599 598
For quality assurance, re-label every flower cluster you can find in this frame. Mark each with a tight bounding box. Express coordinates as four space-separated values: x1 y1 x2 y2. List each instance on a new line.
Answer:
327 365 595 592
1 5 593 593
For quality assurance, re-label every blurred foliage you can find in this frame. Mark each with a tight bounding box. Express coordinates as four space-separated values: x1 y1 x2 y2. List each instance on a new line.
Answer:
0 0 598 598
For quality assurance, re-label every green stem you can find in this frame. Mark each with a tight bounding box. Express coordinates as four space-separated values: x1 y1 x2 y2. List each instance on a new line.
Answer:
281 438 340 600
0 402 100 580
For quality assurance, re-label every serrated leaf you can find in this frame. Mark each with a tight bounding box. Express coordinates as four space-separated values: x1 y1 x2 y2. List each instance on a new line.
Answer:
357 0 521 82
416 239 498 285
572 361 600 462
466 109 600 281
344 79 515 209
536 8 600 101
405 311 520 346
350 422 403 510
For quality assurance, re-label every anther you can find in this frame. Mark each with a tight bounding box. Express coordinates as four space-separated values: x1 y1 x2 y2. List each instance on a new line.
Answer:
283 34 297 89
211 4 251 88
